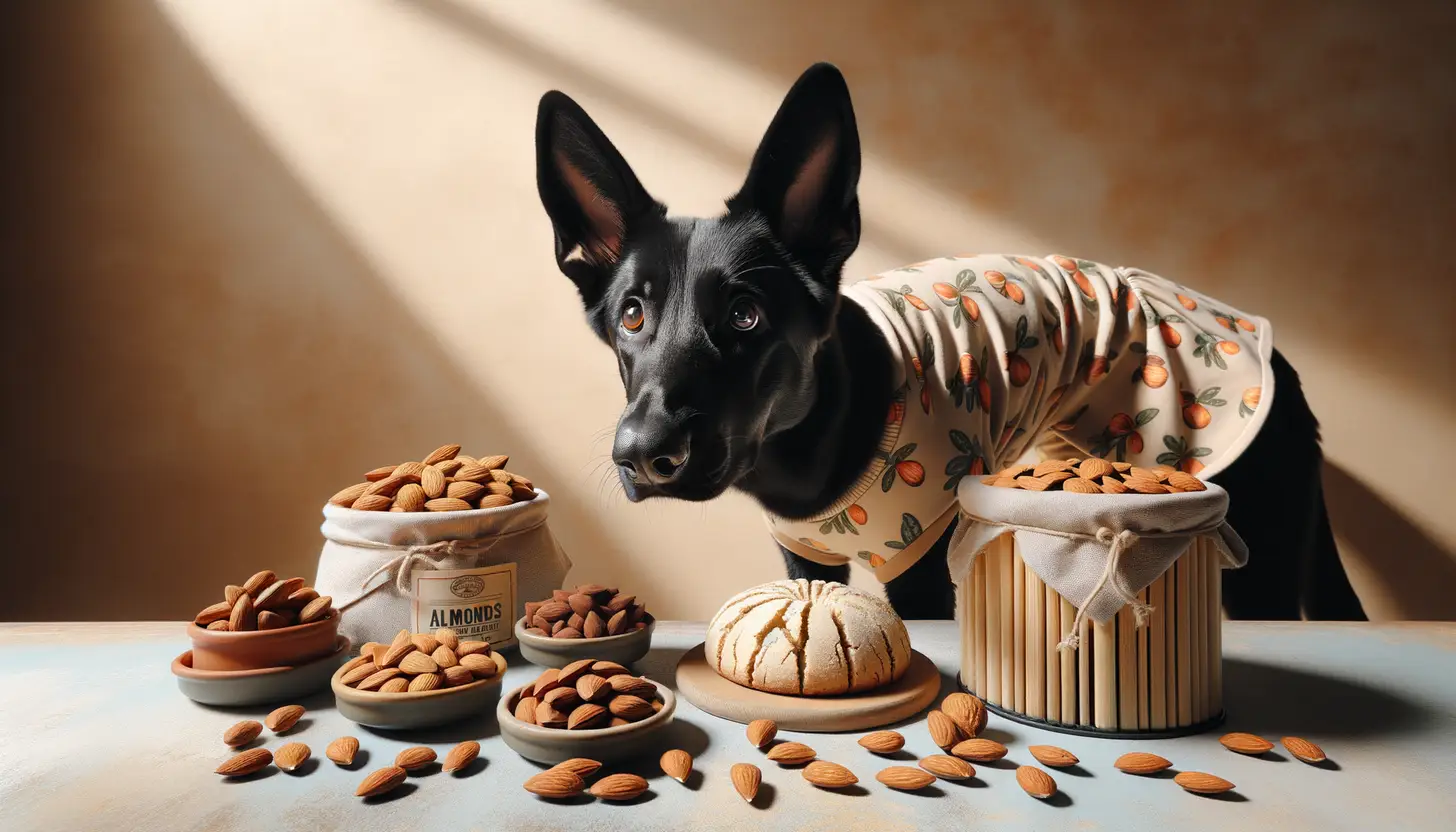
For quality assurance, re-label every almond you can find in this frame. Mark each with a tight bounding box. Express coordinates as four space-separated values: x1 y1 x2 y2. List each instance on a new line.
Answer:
395 746 437 771
927 709 964 750
326 736 359 766
224 585 247 605
941 692 987 737
274 742 311 773
583 611 605 639
228 593 256 631
379 677 410 693
591 660 630 677
459 653 498 678
607 609 628 635
422 443 462 465
440 741 479 774
339 654 370 678
194 601 233 626
858 730 905 755
352 493 392 511
607 674 656 697
256 610 291 630
1114 752 1172 774
435 459 464 476
283 586 318 610
588 772 649 801
364 475 410 498
408 673 442 693
443 665 474 687
406 633 439 654
550 758 602 779
477 494 513 509
660 749 693 783
340 661 379 686
456 640 491 657
555 626 583 639
369 643 389 665
1078 457 1114 479
398 651 439 675
253 578 299 611
1281 736 1327 764
567 703 608 730
731 762 762 804
392 482 427 511
223 720 262 747
329 482 370 507
356 766 408 798
434 627 460 650
206 620 230 631
1028 745 1079 767
524 769 584 799
266 704 305 733
1220 732 1274 755
950 738 1007 762
514 695 540 724
567 593 595 617
803 760 857 789
364 464 397 482
392 460 427 480
877 765 935 791
576 674 611 703
746 718 778 749
1174 771 1236 794
242 569 276 596
425 497 473 512
554 658 596 686
608 694 654 721
765 741 816 766
918 754 974 781
298 595 333 624
1016 765 1058 798
357 667 403 691
215 747 272 777
446 480 486 503
543 686 581 710
535 701 569 728
380 630 416 668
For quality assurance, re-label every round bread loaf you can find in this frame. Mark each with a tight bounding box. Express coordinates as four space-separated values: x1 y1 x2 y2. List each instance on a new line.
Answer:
706 579 912 696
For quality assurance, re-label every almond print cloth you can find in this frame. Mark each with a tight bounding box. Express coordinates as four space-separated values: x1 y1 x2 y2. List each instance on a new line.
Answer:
766 254 1273 583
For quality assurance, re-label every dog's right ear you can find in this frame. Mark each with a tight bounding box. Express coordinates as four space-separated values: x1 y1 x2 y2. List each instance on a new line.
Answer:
536 91 664 309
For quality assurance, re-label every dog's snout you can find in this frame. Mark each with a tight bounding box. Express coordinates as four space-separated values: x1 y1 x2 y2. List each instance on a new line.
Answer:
614 418 691 488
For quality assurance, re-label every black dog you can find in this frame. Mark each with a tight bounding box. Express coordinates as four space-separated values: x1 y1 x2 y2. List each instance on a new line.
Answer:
533 63 1364 622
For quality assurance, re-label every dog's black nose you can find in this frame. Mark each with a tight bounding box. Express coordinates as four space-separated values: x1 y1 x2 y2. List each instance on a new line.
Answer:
614 428 691 486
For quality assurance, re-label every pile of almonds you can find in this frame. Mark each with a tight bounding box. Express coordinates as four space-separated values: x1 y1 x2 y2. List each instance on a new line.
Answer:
982 456 1208 494
338 627 500 694
523 584 652 639
510 660 664 730
194 570 333 632
329 444 537 512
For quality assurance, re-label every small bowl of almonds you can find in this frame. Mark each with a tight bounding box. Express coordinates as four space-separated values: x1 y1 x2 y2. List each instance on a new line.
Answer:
189 570 341 672
514 584 656 670
497 660 676 764
331 627 508 730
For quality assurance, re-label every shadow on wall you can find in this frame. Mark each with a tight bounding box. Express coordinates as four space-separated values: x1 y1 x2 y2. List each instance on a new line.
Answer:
0 2 621 620
1323 463 1456 620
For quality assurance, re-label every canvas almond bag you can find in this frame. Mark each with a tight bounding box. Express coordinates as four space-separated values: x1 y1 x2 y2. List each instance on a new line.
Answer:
314 490 571 650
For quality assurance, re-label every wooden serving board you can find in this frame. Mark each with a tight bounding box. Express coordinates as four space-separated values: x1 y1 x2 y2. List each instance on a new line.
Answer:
674 643 941 732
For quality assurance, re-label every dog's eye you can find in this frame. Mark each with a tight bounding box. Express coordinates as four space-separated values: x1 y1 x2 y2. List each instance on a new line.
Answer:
621 300 645 333
728 298 760 332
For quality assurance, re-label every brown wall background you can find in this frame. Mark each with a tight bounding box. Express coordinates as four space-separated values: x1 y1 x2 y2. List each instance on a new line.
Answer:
3 0 1453 622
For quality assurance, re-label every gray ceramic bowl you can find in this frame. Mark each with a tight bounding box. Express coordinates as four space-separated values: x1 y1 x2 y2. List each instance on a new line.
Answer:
496 678 676 764
331 651 508 730
173 636 350 706
514 616 655 670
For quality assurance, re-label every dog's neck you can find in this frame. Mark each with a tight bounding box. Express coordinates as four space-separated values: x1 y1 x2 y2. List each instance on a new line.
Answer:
737 297 895 519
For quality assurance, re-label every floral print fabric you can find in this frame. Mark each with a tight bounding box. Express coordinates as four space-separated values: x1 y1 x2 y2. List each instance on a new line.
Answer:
766 254 1274 583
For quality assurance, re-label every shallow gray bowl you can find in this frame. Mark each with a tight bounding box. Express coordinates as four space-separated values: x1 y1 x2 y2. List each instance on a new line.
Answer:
514 616 655 670
331 651 507 730
496 678 676 764
173 636 350 707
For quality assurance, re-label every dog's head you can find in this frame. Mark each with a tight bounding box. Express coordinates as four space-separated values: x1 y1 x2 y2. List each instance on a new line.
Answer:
535 64 862 502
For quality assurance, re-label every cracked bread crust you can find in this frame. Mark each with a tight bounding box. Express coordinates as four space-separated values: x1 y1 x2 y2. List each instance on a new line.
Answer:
705 579 912 696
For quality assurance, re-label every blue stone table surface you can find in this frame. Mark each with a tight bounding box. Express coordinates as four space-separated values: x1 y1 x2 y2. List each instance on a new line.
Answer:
1 620 1453 831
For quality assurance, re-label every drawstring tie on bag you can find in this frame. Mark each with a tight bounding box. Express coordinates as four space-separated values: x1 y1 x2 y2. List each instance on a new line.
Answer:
335 532 531 613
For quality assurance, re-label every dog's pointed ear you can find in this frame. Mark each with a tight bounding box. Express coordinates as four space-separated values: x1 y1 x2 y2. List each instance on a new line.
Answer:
728 63 861 282
536 91 664 308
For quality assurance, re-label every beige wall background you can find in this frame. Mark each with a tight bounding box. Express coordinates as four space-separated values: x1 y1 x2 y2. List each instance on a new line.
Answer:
3 0 1453 622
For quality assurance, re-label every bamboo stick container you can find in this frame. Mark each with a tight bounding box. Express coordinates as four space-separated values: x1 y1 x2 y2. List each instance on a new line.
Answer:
958 532 1224 737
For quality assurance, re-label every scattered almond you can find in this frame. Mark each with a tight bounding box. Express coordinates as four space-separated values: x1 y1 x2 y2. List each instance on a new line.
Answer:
927 710 964 750
660 749 693 783
265 704 305 733
223 720 262 748
1174 771 1236 794
1028 745 1079 768
1016 765 1058 798
550 758 603 780
356 766 408 798
395 746 436 771
858 730 906 755
731 762 762 804
877 766 936 791
1115 752 1172 774
941 692 987 737
1281 736 1327 764
747 718 778 749
919 755 974 781
803 760 858 789
274 742 311 773
950 738 1007 762
1220 732 1275 755
326 736 359 767
766 741 816 766
215 747 272 777
590 773 650 801
442 741 479 774
524 769 585 799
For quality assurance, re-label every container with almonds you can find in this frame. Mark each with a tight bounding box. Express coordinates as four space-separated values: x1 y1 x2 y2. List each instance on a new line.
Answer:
983 457 1207 494
330 627 510 730
514 584 656 669
498 660 678 764
328 444 538 512
187 569 342 673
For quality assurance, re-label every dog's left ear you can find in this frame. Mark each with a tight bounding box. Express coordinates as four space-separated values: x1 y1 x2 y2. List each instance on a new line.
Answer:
728 63 862 283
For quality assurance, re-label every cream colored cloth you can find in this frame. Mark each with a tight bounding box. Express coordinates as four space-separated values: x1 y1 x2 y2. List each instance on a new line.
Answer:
767 254 1273 582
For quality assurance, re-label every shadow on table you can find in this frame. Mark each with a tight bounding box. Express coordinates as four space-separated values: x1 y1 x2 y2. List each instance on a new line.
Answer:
1221 657 1432 737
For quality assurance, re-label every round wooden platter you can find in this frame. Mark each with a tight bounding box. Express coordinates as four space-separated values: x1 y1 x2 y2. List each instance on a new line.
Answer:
674 642 941 732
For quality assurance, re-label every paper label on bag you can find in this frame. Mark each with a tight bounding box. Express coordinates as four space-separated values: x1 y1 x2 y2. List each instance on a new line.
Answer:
410 562 518 648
